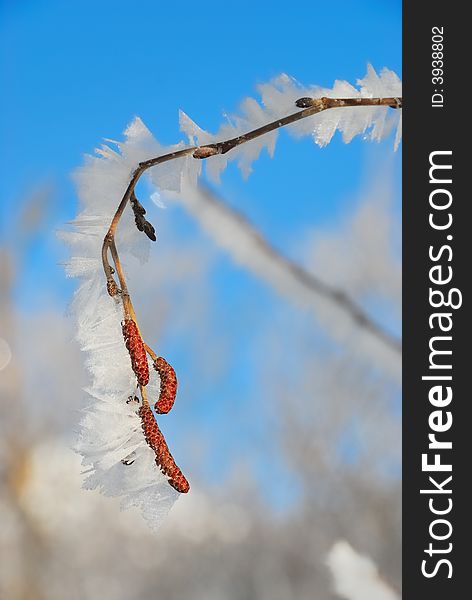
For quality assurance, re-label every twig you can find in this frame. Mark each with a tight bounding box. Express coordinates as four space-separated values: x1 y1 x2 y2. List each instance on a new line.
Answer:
192 97 402 158
101 146 196 289
102 95 402 286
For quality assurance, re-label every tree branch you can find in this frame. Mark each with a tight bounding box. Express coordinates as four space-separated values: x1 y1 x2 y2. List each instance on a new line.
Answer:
102 95 402 285
193 96 402 158
102 97 402 404
100 96 402 478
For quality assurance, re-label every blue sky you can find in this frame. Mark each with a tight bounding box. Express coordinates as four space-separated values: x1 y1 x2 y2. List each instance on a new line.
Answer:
1 0 401 241
1 0 401 509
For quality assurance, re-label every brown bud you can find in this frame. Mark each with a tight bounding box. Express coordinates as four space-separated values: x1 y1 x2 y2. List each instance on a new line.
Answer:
130 192 157 241
139 404 189 493
295 97 315 108
153 357 177 414
141 219 157 242
107 279 119 297
193 145 219 159
122 319 149 386
295 97 329 111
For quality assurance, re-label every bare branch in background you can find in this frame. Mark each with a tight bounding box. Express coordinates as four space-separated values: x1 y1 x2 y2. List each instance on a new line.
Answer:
17 182 56 241
175 184 401 369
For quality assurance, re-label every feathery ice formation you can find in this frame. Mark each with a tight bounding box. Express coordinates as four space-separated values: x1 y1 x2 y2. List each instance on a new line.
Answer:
62 122 190 530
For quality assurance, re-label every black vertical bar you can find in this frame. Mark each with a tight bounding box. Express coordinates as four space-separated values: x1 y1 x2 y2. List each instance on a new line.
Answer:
404 4 468 597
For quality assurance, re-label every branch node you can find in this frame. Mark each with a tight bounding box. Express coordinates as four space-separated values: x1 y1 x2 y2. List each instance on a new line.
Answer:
193 145 221 159
295 96 329 110
107 279 120 297
295 97 315 108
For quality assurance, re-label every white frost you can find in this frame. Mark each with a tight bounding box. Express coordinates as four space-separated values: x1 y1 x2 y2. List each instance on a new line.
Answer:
178 64 402 182
65 122 179 530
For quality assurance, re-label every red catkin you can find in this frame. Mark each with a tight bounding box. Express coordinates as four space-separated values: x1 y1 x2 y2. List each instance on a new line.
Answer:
153 357 177 414
122 319 149 386
139 404 190 493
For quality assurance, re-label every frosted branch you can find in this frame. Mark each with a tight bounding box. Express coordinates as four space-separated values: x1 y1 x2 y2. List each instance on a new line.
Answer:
102 94 402 292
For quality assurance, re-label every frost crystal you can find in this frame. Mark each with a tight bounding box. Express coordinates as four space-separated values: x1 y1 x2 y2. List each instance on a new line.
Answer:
178 64 402 182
